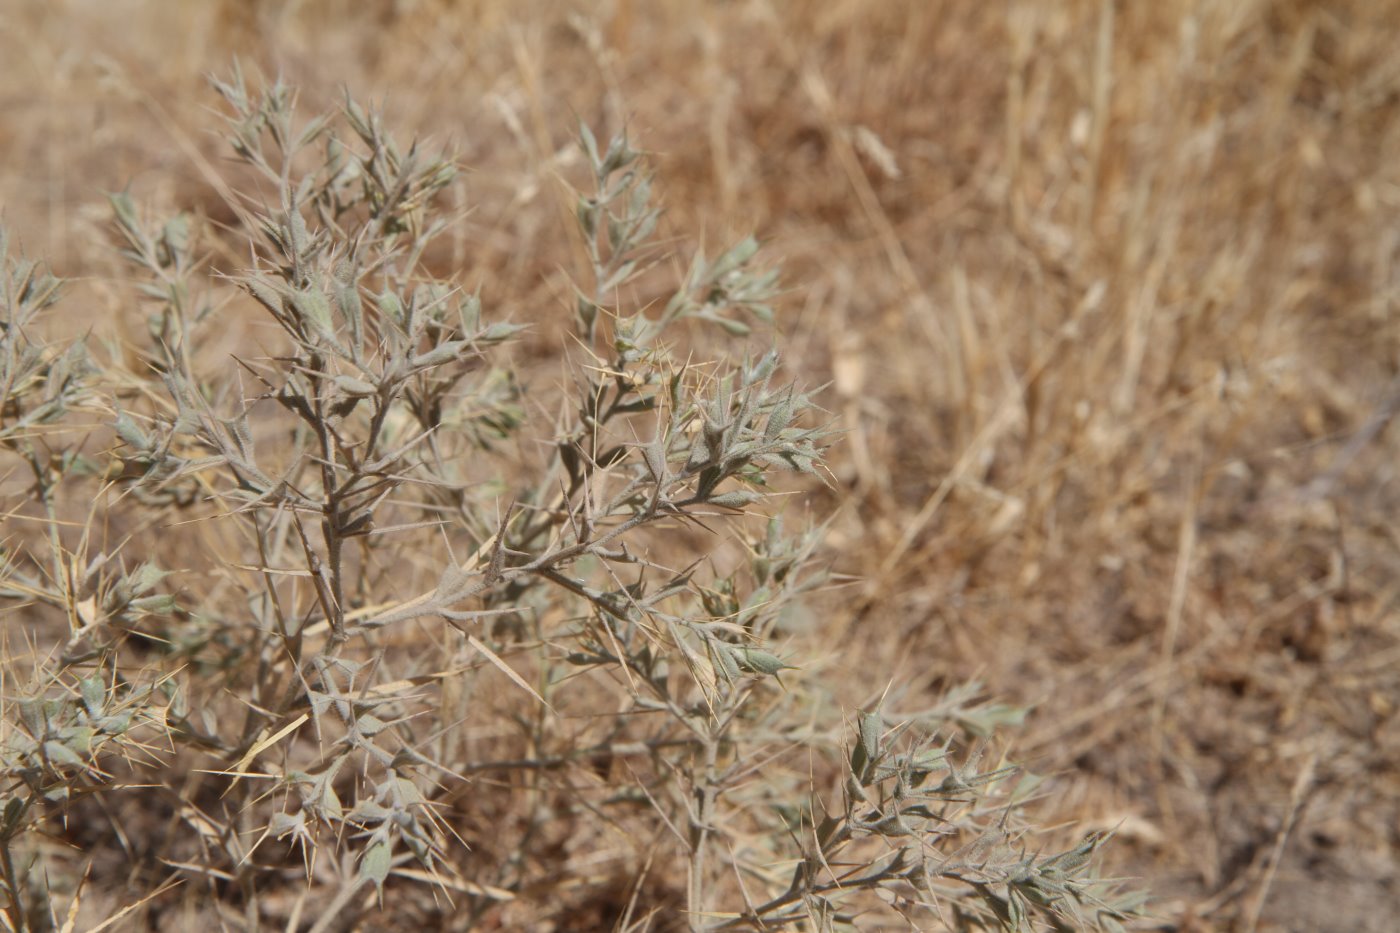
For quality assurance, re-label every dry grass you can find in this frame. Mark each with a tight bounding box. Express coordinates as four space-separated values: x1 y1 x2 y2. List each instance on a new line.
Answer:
3 0 1399 929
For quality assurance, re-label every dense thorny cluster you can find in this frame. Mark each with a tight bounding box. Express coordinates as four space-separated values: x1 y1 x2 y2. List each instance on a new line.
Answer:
0 69 1143 931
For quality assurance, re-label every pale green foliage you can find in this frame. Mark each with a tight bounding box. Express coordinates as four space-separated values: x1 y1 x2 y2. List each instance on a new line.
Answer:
0 68 1143 931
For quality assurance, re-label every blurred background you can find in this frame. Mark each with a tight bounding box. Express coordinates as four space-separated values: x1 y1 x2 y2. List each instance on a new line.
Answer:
3 0 1399 929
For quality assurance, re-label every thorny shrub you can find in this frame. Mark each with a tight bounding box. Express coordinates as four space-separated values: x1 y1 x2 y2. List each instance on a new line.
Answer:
0 68 1147 931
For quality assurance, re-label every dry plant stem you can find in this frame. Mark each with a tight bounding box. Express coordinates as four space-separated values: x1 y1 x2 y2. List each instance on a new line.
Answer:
0 836 25 933
306 874 369 933
1241 753 1317 933
26 458 68 621
687 728 720 930
1151 453 1201 764
1079 0 1114 238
